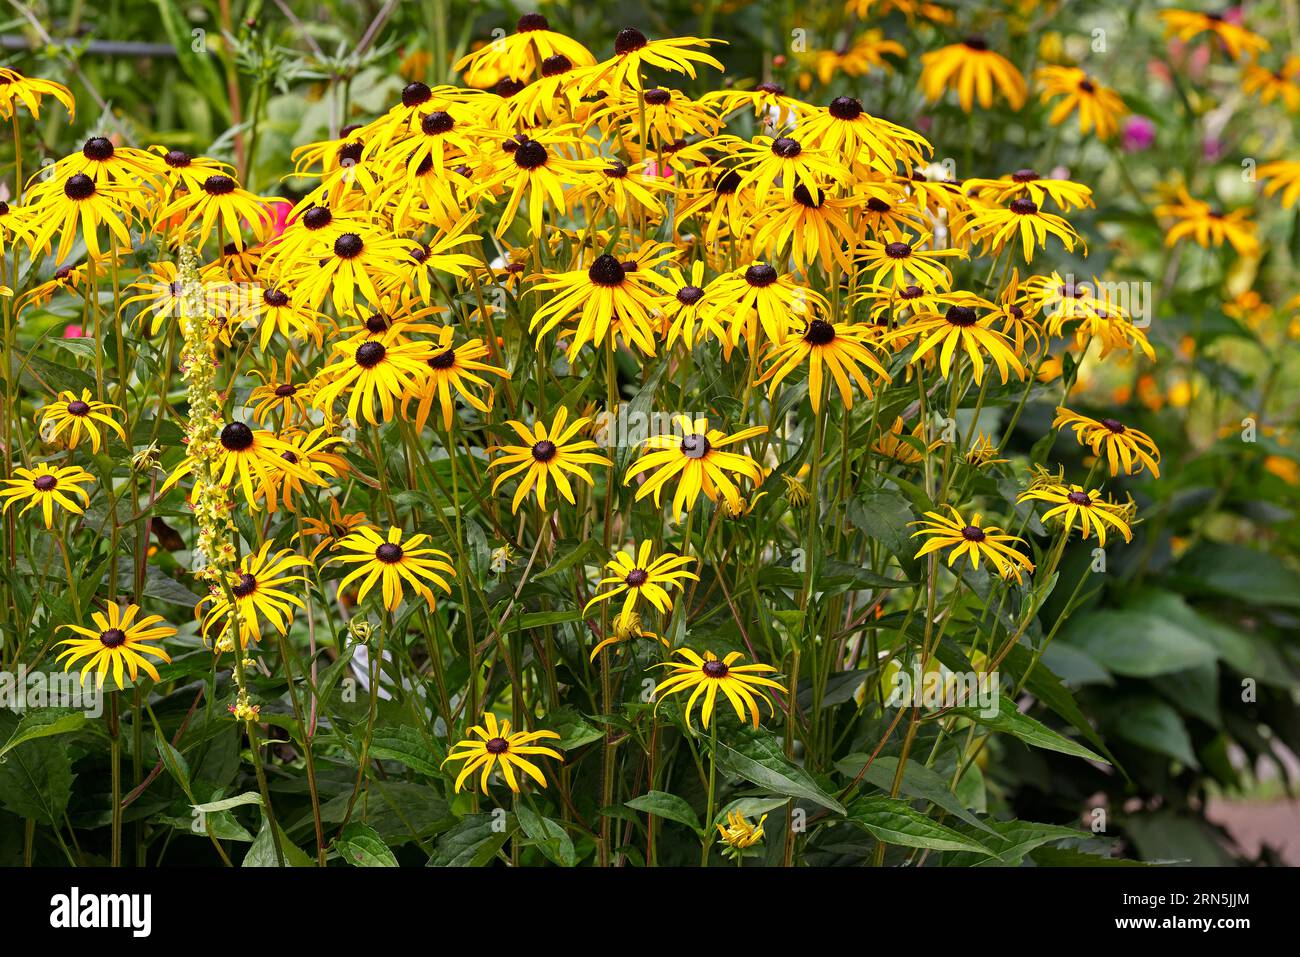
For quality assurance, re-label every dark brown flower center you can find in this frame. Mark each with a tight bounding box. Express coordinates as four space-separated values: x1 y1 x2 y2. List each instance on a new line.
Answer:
1009 198 1038 215
828 95 863 120
337 141 364 165
64 173 96 200
804 319 836 346
232 573 258 598
517 12 549 31
945 305 978 327
541 54 573 77
744 263 778 287
421 111 455 135
402 81 432 107
614 26 648 55
676 285 704 305
263 288 290 307
164 148 192 168
428 349 457 370
604 161 629 179
495 78 525 98
302 205 332 229
99 627 126 648
512 138 548 169
1012 168 1039 183
588 253 626 287
866 197 891 213
793 184 824 208
485 736 510 754
67 400 92 416
33 474 57 491
1067 490 1092 506
334 233 364 258
771 136 802 158
715 170 741 194
202 174 236 195
355 341 387 368
532 439 558 462
1078 78 1096 93
365 313 391 333
643 87 671 106
884 241 912 259
961 525 986 542
1100 417 1126 434
220 422 255 451
702 658 729 678
274 383 297 397
681 433 711 459
963 36 988 51
376 543 404 563
82 136 114 161
625 568 649 586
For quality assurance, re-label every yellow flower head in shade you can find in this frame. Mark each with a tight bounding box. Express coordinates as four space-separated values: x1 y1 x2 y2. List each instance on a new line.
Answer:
625 416 767 521
717 810 768 858
37 389 127 453
583 541 699 629
455 13 596 84
886 302 1026 385
0 462 95 528
653 648 784 730
161 420 325 512
412 325 509 432
327 525 456 612
873 415 939 465
1153 188 1259 257
965 432 1009 469
0 66 75 119
1017 482 1135 547
1035 66 1127 141
588 610 669 662
311 330 434 427
1053 407 1161 478
959 196 1082 263
489 408 613 514
1258 160 1300 210
965 168 1094 213
56 603 174 687
911 506 1035 581
919 37 1027 112
1158 8 1269 61
701 263 829 348
442 712 563 793
296 498 368 562
760 319 890 414
196 543 311 648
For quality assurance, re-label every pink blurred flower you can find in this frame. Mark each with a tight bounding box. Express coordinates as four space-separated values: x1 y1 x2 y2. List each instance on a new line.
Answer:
1122 116 1156 153
63 324 85 338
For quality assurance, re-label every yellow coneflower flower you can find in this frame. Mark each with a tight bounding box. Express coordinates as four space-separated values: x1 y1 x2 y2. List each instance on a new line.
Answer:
759 319 889 413
296 498 368 562
246 285 325 351
1153 188 1258 256
965 432 1008 469
702 262 828 346
911 506 1034 580
1159 8 1268 61
120 259 230 336
963 168 1094 213
473 126 605 237
1018 483 1134 546
701 81 803 128
328 525 456 612
797 95 929 174
858 231 966 291
162 421 323 512
37 390 127 453
455 13 595 84
1035 66 1126 141
488 408 612 514
920 37 1027 112
529 247 675 351
570 159 670 220
960 196 1082 262
56 603 173 687
442 711 562 794
583 541 699 628
752 183 864 274
873 415 937 465
1053 408 1161 478
1242 60 1300 112
0 66 75 119
717 810 768 858
653 648 784 729
1258 160 1300 209
289 226 422 313
579 27 724 95
587 610 668 661
148 146 235 195
0 462 95 528
248 355 312 426
626 416 766 520
727 132 848 206
155 173 271 249
412 325 509 432
660 260 729 351
196 543 311 647
592 86 720 148
22 170 135 264
675 168 748 249
888 303 1026 384
311 331 434 427
258 427 348 512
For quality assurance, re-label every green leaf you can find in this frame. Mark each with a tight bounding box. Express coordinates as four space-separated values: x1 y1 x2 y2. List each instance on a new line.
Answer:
953 697 1107 764
712 729 846 814
1059 609 1217 678
428 812 515 866
548 707 602 750
1106 696 1199 767
1030 846 1153 866
155 730 193 800
534 539 604 580
243 817 314 867
626 790 702 834
0 735 74 825
834 754 996 835
336 823 399 867
369 726 442 777
847 489 918 570
515 803 576 867
193 791 263 814
0 709 86 758
1173 542 1300 608
848 796 999 858
150 0 232 122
